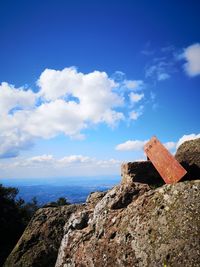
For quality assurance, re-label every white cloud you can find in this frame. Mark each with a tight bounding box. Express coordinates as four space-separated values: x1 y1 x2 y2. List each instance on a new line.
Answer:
0 82 36 115
28 154 54 164
183 43 200 77
176 133 200 148
157 72 170 81
116 133 200 153
124 80 144 90
25 99 86 138
129 105 144 121
0 68 129 158
129 111 141 120
0 68 147 158
37 68 124 126
116 140 147 151
58 155 93 164
0 154 122 177
145 63 171 81
129 92 144 103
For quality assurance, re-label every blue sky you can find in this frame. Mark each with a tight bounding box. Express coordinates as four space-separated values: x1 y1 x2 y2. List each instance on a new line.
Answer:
0 0 199 179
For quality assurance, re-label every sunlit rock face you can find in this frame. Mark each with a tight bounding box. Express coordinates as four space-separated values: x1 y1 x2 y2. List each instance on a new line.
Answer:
175 138 200 180
55 180 200 267
4 138 200 267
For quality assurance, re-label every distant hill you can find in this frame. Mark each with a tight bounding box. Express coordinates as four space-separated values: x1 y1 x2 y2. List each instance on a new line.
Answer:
0 176 120 205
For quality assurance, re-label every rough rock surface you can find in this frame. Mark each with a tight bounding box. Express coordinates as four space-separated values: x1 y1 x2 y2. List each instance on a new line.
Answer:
121 161 164 186
4 138 200 267
55 180 200 267
175 138 200 179
5 180 200 267
86 191 107 206
3 205 78 267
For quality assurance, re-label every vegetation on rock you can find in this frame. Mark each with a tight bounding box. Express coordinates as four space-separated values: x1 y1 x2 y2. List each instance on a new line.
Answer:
0 184 39 266
0 185 70 267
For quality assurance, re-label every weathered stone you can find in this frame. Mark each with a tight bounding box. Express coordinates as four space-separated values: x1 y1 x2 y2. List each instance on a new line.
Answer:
4 138 200 267
3 205 78 267
121 161 164 186
56 180 200 267
55 181 150 267
86 191 107 206
4 179 200 267
175 138 200 179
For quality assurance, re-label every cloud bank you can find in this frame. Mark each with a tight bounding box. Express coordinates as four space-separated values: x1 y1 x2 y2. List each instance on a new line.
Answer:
0 154 122 178
0 68 145 158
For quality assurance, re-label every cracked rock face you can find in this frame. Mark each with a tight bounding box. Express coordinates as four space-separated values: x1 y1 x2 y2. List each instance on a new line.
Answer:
55 180 200 267
4 180 200 267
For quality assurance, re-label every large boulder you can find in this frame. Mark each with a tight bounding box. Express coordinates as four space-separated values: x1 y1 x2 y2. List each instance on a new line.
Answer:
175 138 200 179
55 180 200 267
4 180 200 267
3 205 78 267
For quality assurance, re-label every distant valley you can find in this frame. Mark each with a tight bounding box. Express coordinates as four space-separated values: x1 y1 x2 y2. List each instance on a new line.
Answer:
0 176 120 205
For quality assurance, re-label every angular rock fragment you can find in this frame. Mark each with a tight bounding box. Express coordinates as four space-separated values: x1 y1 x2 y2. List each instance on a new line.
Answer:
121 161 164 186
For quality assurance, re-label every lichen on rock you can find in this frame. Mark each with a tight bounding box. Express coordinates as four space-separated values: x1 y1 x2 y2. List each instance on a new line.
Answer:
55 180 200 267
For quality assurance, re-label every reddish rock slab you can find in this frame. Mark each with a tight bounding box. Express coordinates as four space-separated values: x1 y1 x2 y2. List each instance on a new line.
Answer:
144 136 187 184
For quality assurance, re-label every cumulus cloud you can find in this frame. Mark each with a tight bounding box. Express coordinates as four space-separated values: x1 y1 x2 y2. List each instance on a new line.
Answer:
25 99 86 138
183 43 200 77
0 82 36 114
1 67 145 158
116 140 147 151
38 68 124 125
0 82 36 158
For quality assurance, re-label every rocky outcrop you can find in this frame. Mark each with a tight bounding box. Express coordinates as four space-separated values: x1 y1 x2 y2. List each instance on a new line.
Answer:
55 180 200 267
86 191 107 206
175 138 200 179
121 160 164 186
4 205 78 267
4 138 200 267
